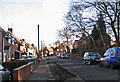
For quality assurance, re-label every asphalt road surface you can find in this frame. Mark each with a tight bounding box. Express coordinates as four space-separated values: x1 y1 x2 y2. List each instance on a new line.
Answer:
48 56 120 81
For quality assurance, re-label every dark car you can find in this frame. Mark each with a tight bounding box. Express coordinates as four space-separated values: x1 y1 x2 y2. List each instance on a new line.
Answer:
83 52 101 65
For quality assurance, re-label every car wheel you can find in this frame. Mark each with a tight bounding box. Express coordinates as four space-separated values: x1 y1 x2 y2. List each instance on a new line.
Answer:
83 60 86 64
88 61 91 65
99 62 103 67
110 62 116 70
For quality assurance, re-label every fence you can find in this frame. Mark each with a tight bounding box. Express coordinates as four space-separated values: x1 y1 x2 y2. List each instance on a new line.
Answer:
13 62 34 80
13 59 38 81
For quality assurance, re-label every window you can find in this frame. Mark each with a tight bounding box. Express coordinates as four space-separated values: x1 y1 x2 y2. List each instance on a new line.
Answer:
57 49 59 51
104 49 110 57
12 52 15 58
8 39 11 44
12 38 15 45
84 52 88 57
61 49 63 51
111 48 115 57
8 50 11 59
24 56 29 59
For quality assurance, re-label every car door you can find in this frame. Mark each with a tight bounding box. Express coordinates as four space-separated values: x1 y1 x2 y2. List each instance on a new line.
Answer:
0 71 2 82
102 49 111 66
1 68 9 81
0 65 6 81
2 69 7 81
116 47 120 64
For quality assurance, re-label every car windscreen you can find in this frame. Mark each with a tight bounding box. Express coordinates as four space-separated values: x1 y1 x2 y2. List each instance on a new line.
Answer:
0 65 4 70
61 54 66 56
29 56 35 59
89 52 101 57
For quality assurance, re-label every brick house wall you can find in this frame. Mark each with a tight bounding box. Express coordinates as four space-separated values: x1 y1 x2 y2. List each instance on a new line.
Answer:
43 49 49 56
0 31 3 64
43 48 54 56
54 46 66 55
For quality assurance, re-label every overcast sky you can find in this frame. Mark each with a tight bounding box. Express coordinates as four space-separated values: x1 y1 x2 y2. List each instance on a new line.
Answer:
0 0 70 48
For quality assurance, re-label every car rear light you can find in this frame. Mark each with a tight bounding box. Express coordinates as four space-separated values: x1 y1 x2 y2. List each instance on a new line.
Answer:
115 57 117 62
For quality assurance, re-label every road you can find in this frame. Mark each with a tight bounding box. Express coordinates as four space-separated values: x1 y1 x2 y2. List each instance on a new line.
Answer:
48 56 120 81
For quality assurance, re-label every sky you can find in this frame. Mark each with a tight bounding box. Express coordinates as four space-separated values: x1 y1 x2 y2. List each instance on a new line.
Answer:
0 0 70 48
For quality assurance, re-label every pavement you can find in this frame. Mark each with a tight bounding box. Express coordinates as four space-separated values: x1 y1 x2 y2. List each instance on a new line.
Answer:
25 58 55 80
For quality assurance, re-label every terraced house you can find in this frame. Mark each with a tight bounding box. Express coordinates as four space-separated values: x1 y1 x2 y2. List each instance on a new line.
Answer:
0 27 38 64
4 28 22 61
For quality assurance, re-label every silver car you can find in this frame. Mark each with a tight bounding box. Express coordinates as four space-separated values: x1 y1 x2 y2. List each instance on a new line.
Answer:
17 55 35 60
0 64 10 81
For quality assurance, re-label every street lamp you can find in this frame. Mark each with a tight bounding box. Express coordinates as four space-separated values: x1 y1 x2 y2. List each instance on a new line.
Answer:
41 41 44 56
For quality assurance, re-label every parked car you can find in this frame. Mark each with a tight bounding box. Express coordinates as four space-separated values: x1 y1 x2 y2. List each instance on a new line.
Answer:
100 47 120 69
0 64 10 82
61 53 68 59
57 53 61 58
17 55 35 60
83 52 101 65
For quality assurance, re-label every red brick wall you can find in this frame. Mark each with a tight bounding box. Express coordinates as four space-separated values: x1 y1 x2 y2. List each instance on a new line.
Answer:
54 47 66 55
13 62 34 80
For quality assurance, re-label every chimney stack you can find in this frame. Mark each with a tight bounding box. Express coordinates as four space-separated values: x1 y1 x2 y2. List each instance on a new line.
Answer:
22 39 25 41
8 28 13 33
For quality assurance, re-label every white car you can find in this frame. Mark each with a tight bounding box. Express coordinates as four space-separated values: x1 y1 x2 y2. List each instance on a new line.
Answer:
57 53 61 58
0 64 10 81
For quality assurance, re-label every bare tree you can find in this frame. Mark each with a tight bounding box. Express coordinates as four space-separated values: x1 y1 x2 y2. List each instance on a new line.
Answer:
65 0 120 46
57 27 74 47
58 27 73 52
65 1 97 48
84 0 120 46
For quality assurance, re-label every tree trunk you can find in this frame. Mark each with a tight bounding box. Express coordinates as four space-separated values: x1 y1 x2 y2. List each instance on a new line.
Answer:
89 35 97 50
98 27 107 48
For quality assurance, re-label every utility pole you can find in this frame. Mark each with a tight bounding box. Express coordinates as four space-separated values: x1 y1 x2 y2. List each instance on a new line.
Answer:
38 24 40 51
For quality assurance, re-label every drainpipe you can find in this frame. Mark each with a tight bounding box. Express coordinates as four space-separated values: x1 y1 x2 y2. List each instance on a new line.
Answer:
2 37 5 63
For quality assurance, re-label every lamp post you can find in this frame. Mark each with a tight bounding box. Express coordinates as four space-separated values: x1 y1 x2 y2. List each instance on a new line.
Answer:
38 24 40 51
2 37 5 63
41 41 44 57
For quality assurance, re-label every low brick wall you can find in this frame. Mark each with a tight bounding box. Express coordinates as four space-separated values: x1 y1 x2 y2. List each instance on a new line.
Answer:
13 62 34 80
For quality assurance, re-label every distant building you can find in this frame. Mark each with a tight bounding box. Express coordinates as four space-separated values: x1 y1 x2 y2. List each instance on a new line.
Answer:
54 44 66 55
43 48 53 56
73 34 88 49
0 27 38 63
73 40 80 49
4 28 22 61
110 40 116 46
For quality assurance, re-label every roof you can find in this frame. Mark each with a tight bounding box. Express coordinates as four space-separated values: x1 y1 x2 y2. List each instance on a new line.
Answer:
110 40 116 45
47 48 53 52
7 30 20 42
0 27 6 35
